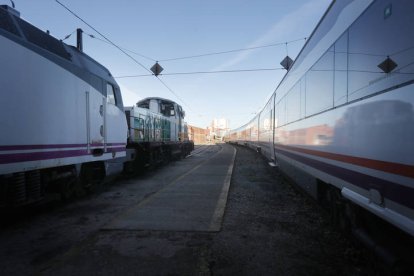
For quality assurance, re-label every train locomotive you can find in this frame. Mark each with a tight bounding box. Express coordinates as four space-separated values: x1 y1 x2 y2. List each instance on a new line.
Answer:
226 0 414 245
124 97 193 173
0 4 193 207
0 4 128 205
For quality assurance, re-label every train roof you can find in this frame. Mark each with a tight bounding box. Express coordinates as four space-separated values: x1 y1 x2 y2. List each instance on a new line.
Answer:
137 97 183 109
0 5 117 91
137 97 177 105
136 97 185 118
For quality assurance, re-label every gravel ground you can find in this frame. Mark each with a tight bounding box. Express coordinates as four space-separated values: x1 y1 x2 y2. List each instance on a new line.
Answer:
0 144 386 275
207 145 381 275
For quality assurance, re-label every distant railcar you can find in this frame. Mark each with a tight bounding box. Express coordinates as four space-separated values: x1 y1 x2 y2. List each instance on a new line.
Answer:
227 0 414 241
0 5 128 205
124 97 193 172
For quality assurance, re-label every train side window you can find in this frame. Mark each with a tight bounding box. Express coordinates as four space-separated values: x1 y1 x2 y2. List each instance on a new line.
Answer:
277 97 286 126
300 77 306 118
106 83 117 105
334 32 348 106
347 0 414 101
306 46 334 116
286 81 301 123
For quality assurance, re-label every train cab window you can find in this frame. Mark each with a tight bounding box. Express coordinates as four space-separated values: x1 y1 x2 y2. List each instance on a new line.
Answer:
137 100 150 109
106 83 117 105
114 87 123 108
160 102 175 117
178 106 184 118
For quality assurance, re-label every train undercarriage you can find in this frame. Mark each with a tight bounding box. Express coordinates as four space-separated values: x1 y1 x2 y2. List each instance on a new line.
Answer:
0 161 109 208
124 141 194 175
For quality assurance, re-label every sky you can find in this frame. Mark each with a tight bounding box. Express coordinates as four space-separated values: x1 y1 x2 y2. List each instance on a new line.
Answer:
8 0 331 129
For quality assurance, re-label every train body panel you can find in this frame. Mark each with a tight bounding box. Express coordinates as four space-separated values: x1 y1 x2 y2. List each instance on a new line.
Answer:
0 31 127 176
126 106 167 143
0 5 128 205
273 84 414 235
227 0 414 236
126 97 189 143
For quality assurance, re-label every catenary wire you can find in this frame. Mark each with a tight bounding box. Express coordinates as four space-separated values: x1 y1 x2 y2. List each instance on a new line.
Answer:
85 31 307 64
158 37 307 62
55 0 192 109
55 0 151 74
61 30 76 41
156 77 192 111
115 68 285 78
85 32 156 62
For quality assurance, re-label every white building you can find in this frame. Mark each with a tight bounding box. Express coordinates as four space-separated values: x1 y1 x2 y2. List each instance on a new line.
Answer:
211 118 229 140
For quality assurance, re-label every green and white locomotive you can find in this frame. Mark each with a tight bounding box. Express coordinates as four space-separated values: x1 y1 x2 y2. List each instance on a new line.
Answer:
124 97 194 171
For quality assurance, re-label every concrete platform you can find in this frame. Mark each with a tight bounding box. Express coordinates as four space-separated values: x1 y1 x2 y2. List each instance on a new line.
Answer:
103 144 236 232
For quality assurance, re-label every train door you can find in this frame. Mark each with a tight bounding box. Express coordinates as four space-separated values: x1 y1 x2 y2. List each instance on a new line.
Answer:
271 93 277 165
86 89 105 156
105 83 127 157
178 106 183 141
269 107 275 161
169 106 178 142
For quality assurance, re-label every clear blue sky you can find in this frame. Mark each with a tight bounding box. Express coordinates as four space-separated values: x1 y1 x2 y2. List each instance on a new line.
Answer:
10 0 331 128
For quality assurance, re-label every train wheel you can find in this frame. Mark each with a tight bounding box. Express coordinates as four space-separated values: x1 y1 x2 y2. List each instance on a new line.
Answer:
60 178 75 200
164 147 172 164
327 187 351 233
81 162 105 193
318 181 351 234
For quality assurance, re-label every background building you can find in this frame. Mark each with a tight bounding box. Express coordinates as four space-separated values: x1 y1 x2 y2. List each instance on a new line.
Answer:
188 125 208 145
210 118 229 141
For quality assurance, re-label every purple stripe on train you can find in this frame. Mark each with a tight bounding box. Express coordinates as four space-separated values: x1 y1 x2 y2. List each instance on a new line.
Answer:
0 144 87 151
0 150 89 164
0 147 126 164
274 146 414 210
0 143 126 151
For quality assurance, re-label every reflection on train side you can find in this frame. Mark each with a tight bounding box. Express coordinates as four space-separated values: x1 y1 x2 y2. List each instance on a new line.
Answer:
333 100 414 160
280 98 414 165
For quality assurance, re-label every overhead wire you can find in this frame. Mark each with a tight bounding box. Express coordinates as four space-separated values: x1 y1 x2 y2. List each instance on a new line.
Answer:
115 68 285 78
158 37 307 62
55 0 151 74
156 77 191 110
285 42 289 56
61 29 75 41
55 0 192 110
84 32 156 62
54 0 309 115
85 30 307 64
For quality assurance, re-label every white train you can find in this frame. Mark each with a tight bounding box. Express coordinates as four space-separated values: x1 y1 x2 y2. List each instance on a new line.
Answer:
227 0 414 242
0 5 128 205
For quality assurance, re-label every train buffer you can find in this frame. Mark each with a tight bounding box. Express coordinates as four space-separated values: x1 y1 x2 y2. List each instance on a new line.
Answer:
103 144 236 232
